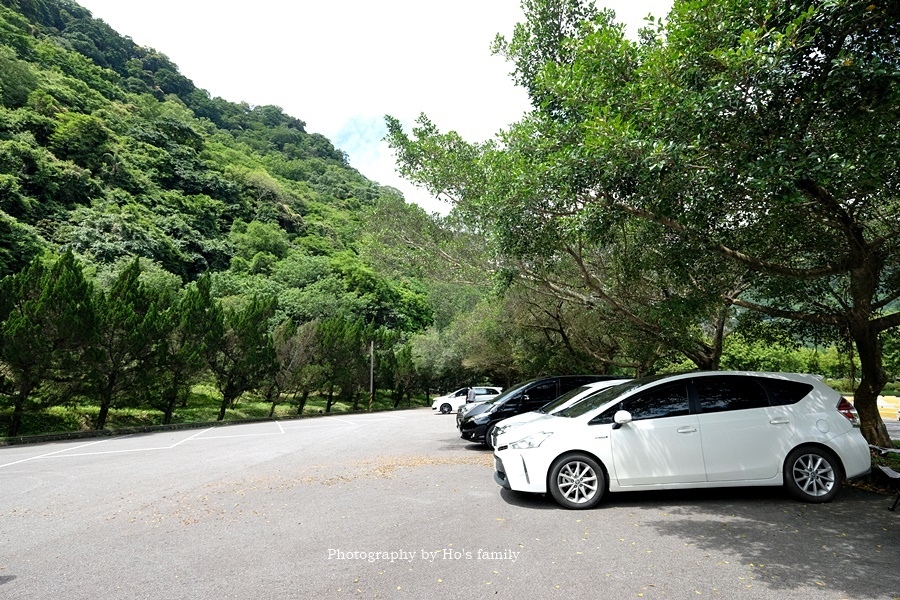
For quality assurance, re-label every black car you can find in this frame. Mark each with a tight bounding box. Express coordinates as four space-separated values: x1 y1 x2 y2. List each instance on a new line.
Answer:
458 375 627 446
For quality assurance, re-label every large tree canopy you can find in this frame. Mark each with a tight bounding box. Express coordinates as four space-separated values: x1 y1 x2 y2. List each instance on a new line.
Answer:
387 0 900 445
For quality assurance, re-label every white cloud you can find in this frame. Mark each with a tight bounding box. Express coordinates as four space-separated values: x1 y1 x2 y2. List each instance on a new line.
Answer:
77 0 673 214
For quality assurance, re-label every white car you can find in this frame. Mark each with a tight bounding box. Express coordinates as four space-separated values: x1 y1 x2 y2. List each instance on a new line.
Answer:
432 387 501 414
490 379 631 447
493 371 871 509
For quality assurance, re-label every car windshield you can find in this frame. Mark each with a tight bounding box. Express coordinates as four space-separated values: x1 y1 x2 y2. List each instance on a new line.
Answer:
479 379 533 408
536 385 592 414
555 375 672 418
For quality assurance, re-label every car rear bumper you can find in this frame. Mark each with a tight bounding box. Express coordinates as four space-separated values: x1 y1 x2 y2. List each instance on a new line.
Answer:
828 429 872 479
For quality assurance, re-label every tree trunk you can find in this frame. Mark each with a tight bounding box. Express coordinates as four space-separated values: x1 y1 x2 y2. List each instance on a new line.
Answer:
162 390 176 425
217 396 228 421
95 382 116 430
850 321 891 447
218 392 232 421
685 344 719 371
161 373 182 425
295 390 310 414
8 388 27 438
325 385 334 413
96 401 110 430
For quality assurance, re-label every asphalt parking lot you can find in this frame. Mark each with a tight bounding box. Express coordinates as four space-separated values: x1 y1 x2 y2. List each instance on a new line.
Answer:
1 409 897 600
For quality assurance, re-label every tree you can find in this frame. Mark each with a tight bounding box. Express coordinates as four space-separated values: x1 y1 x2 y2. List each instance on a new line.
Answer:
389 342 417 408
88 258 164 430
205 294 277 421
315 315 369 413
0 251 94 437
49 112 111 172
155 274 217 424
261 318 323 417
387 0 900 446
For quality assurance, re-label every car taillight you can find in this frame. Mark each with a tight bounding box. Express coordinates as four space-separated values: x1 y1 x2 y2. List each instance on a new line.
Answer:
837 398 860 427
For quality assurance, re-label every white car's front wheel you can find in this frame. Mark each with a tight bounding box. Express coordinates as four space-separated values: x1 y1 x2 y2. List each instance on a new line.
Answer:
439 403 452 414
548 453 606 509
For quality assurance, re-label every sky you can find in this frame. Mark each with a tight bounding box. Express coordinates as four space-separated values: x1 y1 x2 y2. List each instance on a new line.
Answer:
76 0 674 214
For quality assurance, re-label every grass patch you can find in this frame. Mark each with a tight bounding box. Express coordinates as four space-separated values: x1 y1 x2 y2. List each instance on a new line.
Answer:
1 386 430 439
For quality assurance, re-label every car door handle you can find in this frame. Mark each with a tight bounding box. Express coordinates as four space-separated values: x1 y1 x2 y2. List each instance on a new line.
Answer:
769 418 790 425
677 426 697 434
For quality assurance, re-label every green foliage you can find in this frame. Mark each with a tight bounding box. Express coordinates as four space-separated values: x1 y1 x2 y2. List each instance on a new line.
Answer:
87 258 165 429
0 44 38 106
229 219 289 262
151 274 217 423
205 294 277 420
0 250 95 436
720 334 805 373
0 207 42 276
329 251 432 332
4 405 87 436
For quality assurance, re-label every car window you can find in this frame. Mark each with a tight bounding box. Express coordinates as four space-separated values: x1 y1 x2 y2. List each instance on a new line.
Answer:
626 382 690 420
523 380 559 407
759 378 813 406
485 379 532 406
695 376 768 413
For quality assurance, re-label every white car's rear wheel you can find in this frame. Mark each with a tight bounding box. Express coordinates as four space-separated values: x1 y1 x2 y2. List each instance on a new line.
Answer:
784 446 843 503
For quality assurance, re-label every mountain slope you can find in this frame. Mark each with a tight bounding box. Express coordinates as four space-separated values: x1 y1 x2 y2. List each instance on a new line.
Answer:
0 0 396 282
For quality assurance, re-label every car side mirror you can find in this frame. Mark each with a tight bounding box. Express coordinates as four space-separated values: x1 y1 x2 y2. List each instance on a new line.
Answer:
612 410 632 430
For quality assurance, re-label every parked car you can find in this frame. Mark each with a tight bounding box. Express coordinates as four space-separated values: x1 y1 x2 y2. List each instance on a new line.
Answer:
432 387 502 414
493 372 871 509
458 375 629 446
458 379 536 430
489 379 632 448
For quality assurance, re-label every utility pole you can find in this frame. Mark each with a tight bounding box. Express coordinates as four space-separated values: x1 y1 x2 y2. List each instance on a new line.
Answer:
368 340 374 411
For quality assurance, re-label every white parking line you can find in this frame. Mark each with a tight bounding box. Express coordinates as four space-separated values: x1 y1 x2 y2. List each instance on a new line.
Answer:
281 423 354 430
0 438 113 469
56 428 217 455
196 430 284 440
0 429 217 464
323 416 358 425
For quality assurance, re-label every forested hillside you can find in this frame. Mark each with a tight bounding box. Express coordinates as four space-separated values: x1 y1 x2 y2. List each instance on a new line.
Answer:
0 0 440 437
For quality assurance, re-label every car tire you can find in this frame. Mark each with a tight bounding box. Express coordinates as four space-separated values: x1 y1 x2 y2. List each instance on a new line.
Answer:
548 453 606 509
484 424 497 449
440 403 452 414
784 446 843 503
